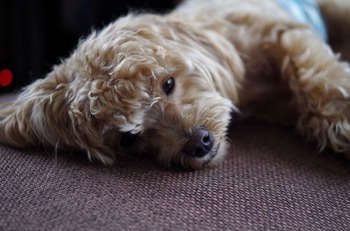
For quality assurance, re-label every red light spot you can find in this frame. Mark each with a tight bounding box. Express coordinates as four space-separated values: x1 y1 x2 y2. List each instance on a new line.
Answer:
0 69 13 87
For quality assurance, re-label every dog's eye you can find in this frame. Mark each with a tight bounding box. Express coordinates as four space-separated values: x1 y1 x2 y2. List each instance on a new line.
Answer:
120 132 139 147
162 77 175 95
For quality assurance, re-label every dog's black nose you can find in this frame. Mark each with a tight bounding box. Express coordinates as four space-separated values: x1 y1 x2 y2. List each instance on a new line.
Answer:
183 128 213 158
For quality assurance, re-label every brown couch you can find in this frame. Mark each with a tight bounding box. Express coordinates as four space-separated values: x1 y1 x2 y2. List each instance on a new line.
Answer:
1 93 350 230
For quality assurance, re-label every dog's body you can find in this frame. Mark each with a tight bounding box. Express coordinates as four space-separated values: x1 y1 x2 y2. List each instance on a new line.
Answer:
1 0 350 169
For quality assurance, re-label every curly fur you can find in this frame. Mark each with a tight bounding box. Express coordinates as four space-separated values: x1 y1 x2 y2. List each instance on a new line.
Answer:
1 0 350 169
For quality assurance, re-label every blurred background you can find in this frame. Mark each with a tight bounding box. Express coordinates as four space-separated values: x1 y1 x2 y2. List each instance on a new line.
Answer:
0 0 179 93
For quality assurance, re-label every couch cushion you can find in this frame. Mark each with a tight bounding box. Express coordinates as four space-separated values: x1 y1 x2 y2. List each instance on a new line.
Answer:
1 94 349 230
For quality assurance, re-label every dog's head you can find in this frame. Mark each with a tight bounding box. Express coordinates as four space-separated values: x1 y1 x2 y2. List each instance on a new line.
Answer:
2 14 244 169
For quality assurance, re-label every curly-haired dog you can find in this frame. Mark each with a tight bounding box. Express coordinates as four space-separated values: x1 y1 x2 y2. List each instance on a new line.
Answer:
1 0 350 169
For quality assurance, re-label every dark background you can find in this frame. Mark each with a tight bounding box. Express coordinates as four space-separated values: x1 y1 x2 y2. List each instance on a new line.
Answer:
0 0 179 93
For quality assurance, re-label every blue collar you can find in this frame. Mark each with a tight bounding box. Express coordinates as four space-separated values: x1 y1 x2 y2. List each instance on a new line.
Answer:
277 0 327 41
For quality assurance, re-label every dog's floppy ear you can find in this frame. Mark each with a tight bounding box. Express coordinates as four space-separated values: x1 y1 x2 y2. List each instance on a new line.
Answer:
0 65 73 149
0 62 116 164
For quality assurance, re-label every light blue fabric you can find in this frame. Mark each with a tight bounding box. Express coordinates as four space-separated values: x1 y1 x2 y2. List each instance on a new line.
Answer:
277 0 328 41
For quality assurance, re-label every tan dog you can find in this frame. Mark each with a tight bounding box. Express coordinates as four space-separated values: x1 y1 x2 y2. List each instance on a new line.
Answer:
1 0 350 169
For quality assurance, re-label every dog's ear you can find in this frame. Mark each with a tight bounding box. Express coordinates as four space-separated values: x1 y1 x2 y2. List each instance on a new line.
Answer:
0 62 117 165
0 65 74 149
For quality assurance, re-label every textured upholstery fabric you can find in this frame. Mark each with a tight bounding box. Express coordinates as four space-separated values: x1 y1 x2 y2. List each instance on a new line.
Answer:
1 94 350 230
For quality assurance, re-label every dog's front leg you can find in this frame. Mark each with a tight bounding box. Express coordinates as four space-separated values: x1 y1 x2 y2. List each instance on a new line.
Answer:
274 28 350 157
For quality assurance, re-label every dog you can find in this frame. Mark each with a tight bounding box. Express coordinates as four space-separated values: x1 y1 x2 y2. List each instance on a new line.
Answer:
1 0 350 169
